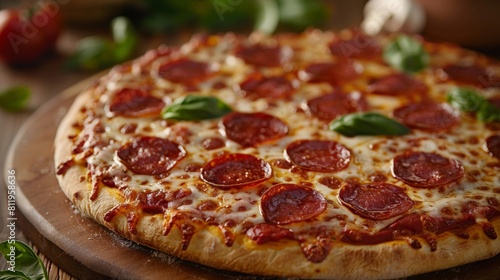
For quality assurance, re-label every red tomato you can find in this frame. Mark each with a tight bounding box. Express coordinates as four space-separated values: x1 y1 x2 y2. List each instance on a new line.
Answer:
0 2 62 65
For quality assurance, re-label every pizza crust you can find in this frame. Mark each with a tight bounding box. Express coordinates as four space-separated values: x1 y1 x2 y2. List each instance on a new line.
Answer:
54 31 500 280
55 88 500 280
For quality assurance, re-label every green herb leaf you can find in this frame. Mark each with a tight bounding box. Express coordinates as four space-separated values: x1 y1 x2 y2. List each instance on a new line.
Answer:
254 0 280 34
278 0 328 31
446 87 486 112
447 87 500 122
0 241 47 280
162 95 232 121
477 102 500 122
65 37 115 70
0 270 31 280
66 17 138 71
112 17 138 63
0 86 31 112
383 35 429 73
329 112 410 137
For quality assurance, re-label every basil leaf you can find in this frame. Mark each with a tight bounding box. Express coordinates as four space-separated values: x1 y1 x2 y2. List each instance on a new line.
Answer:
447 87 500 122
278 0 328 31
67 17 138 71
0 241 47 280
65 37 115 70
0 86 31 112
254 0 280 34
329 112 410 137
477 102 500 122
162 95 232 121
383 35 429 73
112 17 138 63
446 87 486 112
0 270 31 280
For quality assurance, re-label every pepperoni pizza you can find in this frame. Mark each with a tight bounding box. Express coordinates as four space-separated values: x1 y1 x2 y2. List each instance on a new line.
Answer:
54 29 500 279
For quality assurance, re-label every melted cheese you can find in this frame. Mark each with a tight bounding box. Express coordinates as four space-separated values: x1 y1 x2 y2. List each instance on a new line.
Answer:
78 31 500 237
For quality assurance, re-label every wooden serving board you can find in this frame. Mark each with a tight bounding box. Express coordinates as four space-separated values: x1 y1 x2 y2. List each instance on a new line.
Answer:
4 78 500 280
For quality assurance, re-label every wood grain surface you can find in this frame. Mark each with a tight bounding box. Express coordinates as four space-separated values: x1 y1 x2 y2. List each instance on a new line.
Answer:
3 68 500 280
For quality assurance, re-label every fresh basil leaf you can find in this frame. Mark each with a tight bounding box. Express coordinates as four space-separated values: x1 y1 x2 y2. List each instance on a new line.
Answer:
162 95 232 121
278 0 328 31
383 35 429 73
447 87 500 122
65 37 115 70
254 0 280 34
0 241 47 280
0 270 31 280
329 112 410 137
447 87 486 112
67 17 138 71
0 86 30 112
477 102 500 122
112 17 138 63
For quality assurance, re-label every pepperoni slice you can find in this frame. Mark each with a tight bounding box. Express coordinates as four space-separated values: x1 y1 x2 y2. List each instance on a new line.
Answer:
108 88 165 118
261 184 326 224
116 137 186 175
393 102 460 131
246 223 294 244
158 59 212 84
238 75 296 100
299 62 360 85
201 137 225 150
338 182 414 220
387 214 424 234
236 45 288 67
368 73 428 98
285 140 351 172
200 153 272 188
329 33 381 59
486 135 500 159
221 112 288 147
306 91 368 121
438 64 500 88
392 152 464 188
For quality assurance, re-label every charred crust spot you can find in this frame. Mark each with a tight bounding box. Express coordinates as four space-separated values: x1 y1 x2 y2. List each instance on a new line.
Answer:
73 191 81 200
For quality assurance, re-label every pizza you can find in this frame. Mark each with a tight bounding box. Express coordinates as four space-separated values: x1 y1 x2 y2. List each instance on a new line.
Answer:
54 29 500 279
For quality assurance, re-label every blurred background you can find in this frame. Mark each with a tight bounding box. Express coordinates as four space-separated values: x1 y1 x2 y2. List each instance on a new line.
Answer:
0 0 367 118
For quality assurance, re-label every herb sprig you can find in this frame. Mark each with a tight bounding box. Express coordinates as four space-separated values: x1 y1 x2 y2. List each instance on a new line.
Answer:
384 35 429 73
0 240 47 280
0 86 31 112
447 87 500 122
66 17 138 71
161 95 232 121
329 112 410 137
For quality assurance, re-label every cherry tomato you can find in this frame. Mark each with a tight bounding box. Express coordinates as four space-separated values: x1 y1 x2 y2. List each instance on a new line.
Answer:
0 2 62 65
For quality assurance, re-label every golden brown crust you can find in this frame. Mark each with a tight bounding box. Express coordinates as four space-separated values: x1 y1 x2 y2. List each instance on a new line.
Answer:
54 30 500 280
55 88 500 280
